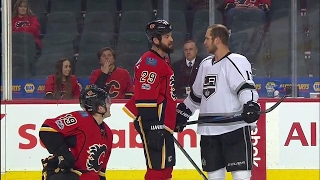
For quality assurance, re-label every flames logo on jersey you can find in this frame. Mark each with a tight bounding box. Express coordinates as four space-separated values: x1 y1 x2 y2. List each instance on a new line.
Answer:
169 75 177 100
86 144 107 172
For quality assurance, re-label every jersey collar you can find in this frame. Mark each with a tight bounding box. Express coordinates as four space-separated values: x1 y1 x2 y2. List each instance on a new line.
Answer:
149 49 166 60
212 52 232 65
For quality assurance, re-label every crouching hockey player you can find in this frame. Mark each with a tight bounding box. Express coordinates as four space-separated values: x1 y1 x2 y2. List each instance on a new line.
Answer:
39 85 113 180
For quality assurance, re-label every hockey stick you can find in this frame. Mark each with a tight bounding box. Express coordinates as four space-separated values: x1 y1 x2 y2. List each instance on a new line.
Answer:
173 136 208 180
186 94 290 126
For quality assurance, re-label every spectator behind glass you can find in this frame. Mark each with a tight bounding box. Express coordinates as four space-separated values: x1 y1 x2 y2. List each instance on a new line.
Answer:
44 58 80 100
188 0 225 10
12 0 42 49
172 40 202 98
225 0 270 30
225 0 270 11
90 47 134 99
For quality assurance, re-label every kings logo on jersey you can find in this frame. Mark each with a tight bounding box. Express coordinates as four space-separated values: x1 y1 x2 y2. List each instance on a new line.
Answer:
86 144 107 172
203 74 217 99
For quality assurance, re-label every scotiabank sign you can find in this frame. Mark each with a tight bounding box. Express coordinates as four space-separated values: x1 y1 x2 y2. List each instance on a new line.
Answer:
1 100 319 176
18 122 199 149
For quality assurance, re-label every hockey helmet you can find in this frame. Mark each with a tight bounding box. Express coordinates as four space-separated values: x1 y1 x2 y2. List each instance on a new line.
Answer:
146 19 172 43
79 85 111 113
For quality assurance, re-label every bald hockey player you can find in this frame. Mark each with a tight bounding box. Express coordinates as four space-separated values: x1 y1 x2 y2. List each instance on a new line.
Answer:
175 24 261 180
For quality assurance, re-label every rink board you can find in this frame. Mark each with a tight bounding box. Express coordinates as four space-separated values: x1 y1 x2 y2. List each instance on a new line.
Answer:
0 99 319 180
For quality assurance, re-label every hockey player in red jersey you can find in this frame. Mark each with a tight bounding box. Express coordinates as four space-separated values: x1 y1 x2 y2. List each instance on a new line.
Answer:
122 19 183 180
39 85 113 180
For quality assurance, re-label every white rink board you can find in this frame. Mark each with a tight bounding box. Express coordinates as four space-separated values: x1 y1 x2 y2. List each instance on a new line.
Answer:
266 102 320 169
4 104 202 171
1 105 6 173
1 101 319 172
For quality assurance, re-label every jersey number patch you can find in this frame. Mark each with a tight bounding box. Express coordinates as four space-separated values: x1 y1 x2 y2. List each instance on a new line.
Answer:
140 71 157 84
60 114 77 126
203 74 217 99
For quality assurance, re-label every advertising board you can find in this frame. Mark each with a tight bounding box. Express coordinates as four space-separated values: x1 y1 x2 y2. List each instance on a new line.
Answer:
1 99 319 180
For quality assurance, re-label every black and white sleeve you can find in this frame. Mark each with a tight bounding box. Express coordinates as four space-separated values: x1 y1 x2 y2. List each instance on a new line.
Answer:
226 56 259 105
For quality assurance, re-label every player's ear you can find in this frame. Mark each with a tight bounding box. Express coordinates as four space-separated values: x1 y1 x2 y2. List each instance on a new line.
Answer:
98 105 106 113
152 37 160 45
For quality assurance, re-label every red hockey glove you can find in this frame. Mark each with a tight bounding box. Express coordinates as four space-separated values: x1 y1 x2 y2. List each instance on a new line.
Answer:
242 101 261 123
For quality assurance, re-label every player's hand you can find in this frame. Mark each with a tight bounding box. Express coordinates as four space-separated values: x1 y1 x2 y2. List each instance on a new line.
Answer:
174 103 192 132
242 101 260 123
147 124 166 151
101 60 112 74
56 144 76 170
41 155 59 170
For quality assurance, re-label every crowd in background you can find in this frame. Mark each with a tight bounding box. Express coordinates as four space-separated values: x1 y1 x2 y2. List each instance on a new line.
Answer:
2 0 319 99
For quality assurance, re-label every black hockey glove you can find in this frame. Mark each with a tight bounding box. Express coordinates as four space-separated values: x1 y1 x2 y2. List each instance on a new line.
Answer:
41 155 60 180
55 144 76 170
174 103 192 132
147 122 166 151
242 101 261 123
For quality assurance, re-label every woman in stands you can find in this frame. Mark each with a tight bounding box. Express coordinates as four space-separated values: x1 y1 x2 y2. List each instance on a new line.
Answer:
12 0 42 49
44 58 80 100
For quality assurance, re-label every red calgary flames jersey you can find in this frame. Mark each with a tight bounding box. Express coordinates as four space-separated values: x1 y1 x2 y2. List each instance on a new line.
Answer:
90 67 133 99
41 111 113 177
123 50 177 132
44 74 81 99
225 0 271 7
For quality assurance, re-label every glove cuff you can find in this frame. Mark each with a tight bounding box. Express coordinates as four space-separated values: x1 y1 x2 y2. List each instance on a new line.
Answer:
177 103 192 119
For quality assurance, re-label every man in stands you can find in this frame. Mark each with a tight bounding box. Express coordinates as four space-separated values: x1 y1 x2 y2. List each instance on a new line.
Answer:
39 85 113 180
90 47 134 99
172 40 202 99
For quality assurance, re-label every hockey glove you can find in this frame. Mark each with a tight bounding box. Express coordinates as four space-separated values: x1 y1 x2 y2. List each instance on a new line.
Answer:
147 122 166 151
55 144 76 170
41 155 60 180
242 101 261 123
174 103 192 132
